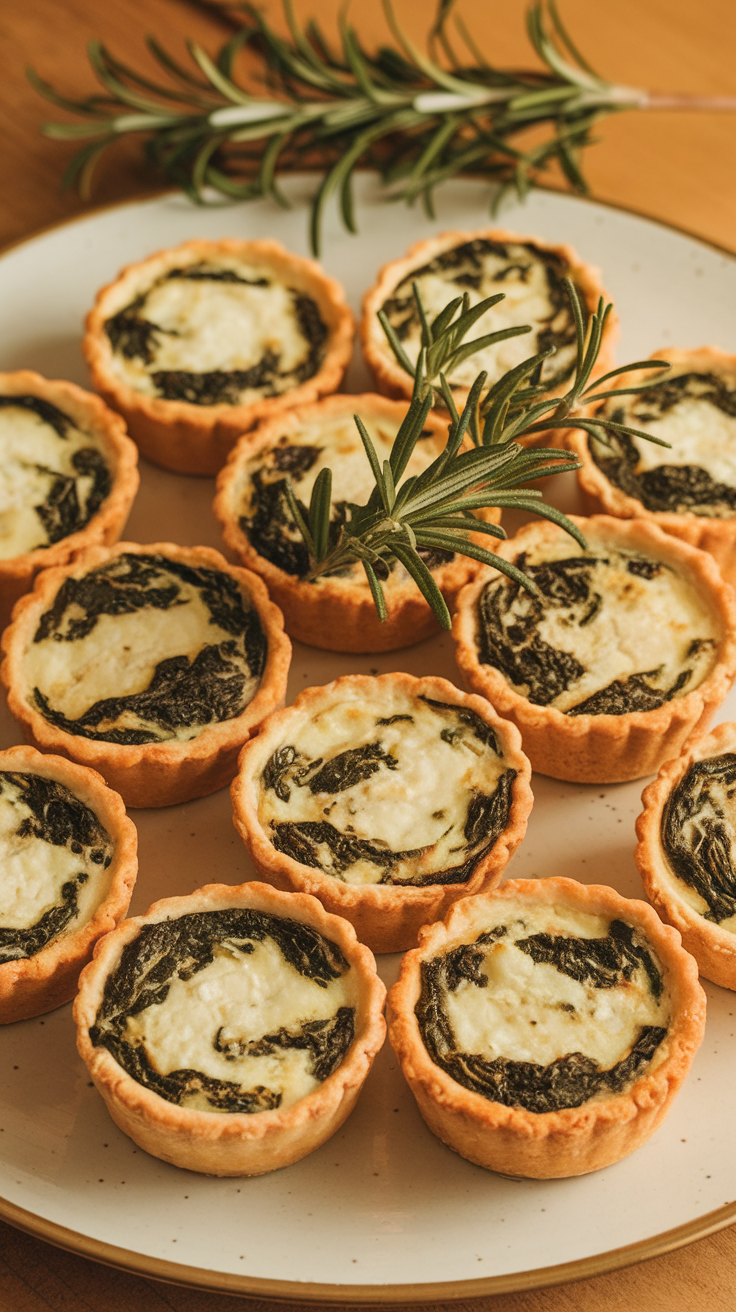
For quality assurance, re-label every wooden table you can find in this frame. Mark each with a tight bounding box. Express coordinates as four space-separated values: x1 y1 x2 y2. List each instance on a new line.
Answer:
1 1 735 1309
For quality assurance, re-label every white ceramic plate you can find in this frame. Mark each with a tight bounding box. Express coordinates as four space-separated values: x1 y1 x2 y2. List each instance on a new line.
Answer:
1 177 736 1303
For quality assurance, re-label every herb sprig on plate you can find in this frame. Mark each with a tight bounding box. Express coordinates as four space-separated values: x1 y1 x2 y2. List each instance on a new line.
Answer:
30 0 736 256
288 279 668 628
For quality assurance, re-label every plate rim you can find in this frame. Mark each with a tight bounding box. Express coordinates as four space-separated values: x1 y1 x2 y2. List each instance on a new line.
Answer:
1 175 736 266
1 177 735 1302
2 1190 735 1303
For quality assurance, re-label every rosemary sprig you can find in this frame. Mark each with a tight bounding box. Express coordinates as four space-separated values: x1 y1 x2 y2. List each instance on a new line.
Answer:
288 279 669 629
29 0 736 255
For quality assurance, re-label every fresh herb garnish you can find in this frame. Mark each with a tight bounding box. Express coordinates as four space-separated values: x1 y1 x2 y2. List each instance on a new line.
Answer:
29 0 736 256
285 276 669 628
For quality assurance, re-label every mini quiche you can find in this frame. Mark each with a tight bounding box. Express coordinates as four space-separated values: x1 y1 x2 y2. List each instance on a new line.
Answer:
388 878 705 1178
571 347 736 586
214 393 493 652
0 542 290 808
75 881 386 1176
83 238 354 476
636 722 736 990
453 515 736 783
0 745 137 1024
361 229 618 416
231 673 533 954
0 371 138 625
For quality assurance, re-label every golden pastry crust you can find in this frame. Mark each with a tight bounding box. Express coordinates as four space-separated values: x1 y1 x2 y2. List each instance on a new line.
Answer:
0 371 139 627
83 239 354 476
453 515 736 783
74 881 386 1176
0 541 291 808
214 393 497 652
231 673 533 954
0 745 137 1024
570 347 736 587
361 228 618 425
387 877 706 1179
636 721 736 989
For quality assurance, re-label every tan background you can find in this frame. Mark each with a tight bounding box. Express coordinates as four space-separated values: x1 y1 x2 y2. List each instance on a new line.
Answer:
1 0 736 1308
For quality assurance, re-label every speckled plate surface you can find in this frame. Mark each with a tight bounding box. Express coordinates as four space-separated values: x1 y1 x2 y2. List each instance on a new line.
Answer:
1 178 736 1302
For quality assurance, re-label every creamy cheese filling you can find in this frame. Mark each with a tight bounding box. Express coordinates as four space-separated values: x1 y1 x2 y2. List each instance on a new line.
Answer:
0 771 113 959
381 238 577 390
0 399 110 558
259 688 514 886
106 260 326 405
418 902 671 1111
124 938 356 1112
236 409 452 585
661 752 736 933
622 399 736 482
592 369 736 517
444 919 665 1068
476 535 719 714
24 553 265 744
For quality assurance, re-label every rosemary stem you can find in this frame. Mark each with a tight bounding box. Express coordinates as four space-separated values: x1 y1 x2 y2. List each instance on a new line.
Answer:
638 92 736 112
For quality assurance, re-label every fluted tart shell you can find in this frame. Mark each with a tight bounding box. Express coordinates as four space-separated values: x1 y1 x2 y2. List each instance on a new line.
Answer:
0 541 291 808
0 371 139 627
636 721 736 989
570 346 736 587
231 672 533 954
453 515 736 783
361 228 618 427
388 877 706 1179
83 239 354 475
0 745 137 1024
74 881 386 1177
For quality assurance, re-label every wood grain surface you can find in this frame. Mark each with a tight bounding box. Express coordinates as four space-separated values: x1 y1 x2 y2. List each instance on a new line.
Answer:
1 2 736 1309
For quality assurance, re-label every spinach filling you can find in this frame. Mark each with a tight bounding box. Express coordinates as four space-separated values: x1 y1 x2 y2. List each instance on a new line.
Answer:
417 695 501 754
0 395 112 546
262 701 516 886
0 771 112 964
381 237 577 390
662 752 736 923
417 921 666 1113
31 552 267 745
515 918 663 998
475 552 710 715
90 908 355 1114
591 373 736 516
104 265 328 406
